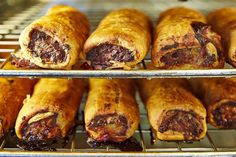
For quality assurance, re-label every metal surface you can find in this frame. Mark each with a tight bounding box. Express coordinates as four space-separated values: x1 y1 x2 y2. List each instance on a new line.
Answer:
0 0 236 78
0 0 236 156
1 93 236 157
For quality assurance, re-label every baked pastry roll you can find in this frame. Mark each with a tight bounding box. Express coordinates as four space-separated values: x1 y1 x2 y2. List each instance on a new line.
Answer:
189 78 236 129
15 78 84 142
207 7 236 67
12 5 89 69
137 78 207 141
83 8 151 69
152 7 224 69
0 63 36 138
85 79 139 142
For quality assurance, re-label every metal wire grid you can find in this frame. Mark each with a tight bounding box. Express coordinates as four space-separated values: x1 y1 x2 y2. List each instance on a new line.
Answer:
1 0 236 78
0 0 236 156
0 91 236 156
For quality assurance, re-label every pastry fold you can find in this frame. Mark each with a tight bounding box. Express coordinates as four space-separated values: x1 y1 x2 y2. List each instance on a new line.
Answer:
152 7 224 69
85 79 139 142
0 63 36 138
83 8 151 69
207 7 236 67
15 78 84 142
137 78 207 141
189 78 236 129
12 5 89 69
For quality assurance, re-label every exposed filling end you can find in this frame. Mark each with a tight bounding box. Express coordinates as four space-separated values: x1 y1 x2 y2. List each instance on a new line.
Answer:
191 21 223 66
213 101 236 128
160 47 216 67
11 55 38 68
158 110 203 140
28 29 70 64
88 113 128 142
86 43 134 69
159 21 221 68
22 113 61 142
191 22 211 47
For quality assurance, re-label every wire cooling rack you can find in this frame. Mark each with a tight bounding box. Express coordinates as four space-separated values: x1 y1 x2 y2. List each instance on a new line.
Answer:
0 0 236 78
1 0 236 156
1 91 236 157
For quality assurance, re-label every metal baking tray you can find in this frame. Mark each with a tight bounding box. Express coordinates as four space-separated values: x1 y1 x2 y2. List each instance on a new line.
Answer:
0 0 236 78
0 0 236 156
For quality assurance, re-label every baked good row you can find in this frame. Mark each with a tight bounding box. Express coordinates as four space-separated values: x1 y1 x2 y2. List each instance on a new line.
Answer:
11 5 236 70
1 66 236 147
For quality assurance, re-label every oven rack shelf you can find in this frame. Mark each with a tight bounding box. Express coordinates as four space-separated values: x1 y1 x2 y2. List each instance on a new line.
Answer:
0 1 236 78
1 0 236 157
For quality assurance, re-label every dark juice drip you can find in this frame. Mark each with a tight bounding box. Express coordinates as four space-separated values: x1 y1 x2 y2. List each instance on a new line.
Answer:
17 139 57 151
16 135 72 151
87 137 143 152
149 128 157 145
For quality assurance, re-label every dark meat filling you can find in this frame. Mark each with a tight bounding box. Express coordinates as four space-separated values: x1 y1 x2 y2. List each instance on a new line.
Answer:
86 43 134 69
22 114 61 142
160 48 197 66
160 48 216 67
191 22 211 47
159 110 203 139
88 113 128 142
11 55 38 68
213 102 236 128
160 22 219 67
28 29 70 64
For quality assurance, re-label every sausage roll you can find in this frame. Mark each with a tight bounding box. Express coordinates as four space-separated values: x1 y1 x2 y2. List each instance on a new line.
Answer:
12 5 89 69
0 63 36 138
189 78 236 129
152 7 224 69
207 7 236 67
15 78 84 142
85 79 139 142
83 8 151 69
137 78 207 141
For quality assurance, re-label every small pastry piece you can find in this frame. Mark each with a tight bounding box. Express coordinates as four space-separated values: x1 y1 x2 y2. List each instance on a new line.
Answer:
189 78 236 129
0 63 36 138
12 5 89 69
15 78 84 142
85 79 139 142
137 78 207 141
152 7 224 69
207 7 236 67
83 8 151 69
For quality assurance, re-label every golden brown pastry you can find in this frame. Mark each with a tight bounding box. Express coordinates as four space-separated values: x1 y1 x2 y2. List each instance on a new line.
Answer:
137 78 207 141
207 7 236 67
152 7 224 69
12 5 89 69
15 78 84 142
0 63 36 138
189 78 236 129
83 8 151 70
85 79 139 142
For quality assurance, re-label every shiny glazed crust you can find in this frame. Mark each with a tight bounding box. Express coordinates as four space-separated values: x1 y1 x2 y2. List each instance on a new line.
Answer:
15 5 89 69
83 8 151 69
137 78 207 141
152 7 224 69
85 79 139 142
15 78 84 140
0 63 36 138
207 7 236 67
